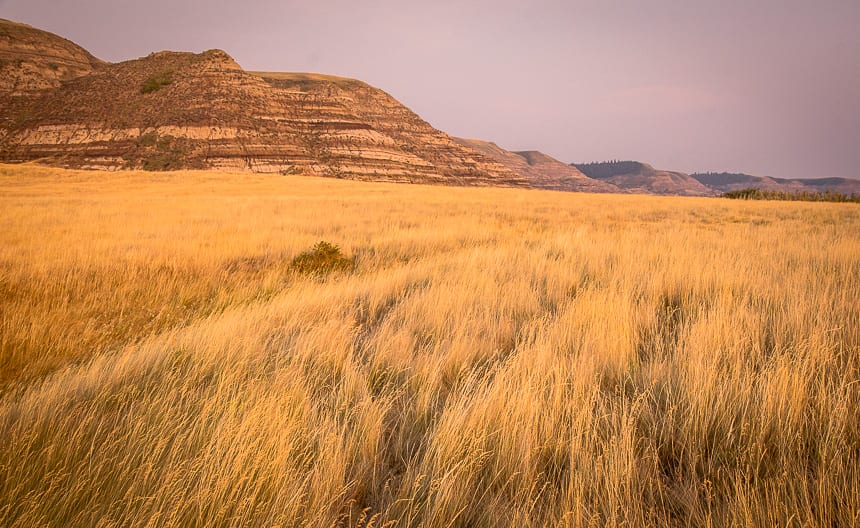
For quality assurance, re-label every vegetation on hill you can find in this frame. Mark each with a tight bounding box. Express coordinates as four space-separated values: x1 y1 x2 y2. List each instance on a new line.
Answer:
140 71 173 94
572 160 649 179
724 187 860 203
691 171 761 184
1 164 858 527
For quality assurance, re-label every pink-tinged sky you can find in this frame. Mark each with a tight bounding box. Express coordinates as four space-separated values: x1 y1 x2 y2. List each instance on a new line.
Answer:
2 0 858 179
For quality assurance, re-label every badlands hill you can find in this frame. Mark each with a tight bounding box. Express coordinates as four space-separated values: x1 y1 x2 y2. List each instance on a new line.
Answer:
0 20 525 187
573 160 716 196
454 138 619 193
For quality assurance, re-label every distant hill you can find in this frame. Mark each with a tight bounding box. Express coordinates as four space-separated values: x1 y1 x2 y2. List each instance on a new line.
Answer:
573 161 715 196
453 138 620 193
774 177 860 195
692 172 860 195
0 19 525 187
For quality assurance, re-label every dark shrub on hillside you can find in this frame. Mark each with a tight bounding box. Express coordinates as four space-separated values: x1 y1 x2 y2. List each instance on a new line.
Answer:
140 72 173 94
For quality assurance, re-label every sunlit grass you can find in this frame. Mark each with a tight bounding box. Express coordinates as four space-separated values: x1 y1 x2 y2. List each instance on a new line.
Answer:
0 163 858 527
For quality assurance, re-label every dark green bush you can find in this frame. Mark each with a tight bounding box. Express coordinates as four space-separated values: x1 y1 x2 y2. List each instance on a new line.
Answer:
137 132 158 147
290 241 355 276
140 72 173 94
279 166 302 176
139 135 187 170
142 152 183 171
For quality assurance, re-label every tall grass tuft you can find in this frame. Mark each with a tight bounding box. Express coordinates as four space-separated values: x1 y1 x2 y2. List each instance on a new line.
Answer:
290 241 355 276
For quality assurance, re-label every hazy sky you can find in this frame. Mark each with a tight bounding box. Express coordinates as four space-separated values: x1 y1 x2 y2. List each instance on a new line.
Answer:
2 0 859 179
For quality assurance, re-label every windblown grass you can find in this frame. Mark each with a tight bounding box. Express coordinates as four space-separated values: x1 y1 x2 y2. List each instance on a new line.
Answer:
0 163 858 527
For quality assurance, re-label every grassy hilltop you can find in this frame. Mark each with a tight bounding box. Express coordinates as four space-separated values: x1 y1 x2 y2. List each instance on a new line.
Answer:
1 164 859 527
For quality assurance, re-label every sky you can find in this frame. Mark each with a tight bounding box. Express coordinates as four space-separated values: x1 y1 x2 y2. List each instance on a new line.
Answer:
2 0 859 179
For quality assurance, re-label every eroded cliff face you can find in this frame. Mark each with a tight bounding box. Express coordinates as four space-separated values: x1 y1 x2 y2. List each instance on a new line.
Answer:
0 26 526 187
251 72 524 185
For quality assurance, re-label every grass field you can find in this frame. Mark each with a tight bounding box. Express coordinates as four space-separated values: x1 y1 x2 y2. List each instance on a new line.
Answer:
1 163 858 527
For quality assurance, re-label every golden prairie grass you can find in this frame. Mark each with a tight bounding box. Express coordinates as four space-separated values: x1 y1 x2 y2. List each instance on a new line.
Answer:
0 163 858 527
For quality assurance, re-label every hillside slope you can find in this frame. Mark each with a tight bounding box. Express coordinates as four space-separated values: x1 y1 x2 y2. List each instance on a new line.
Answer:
0 18 103 95
0 19 104 129
454 138 620 193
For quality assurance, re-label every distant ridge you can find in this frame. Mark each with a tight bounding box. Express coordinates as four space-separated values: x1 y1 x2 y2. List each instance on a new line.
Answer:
573 160 715 196
691 172 860 195
453 138 620 193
